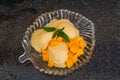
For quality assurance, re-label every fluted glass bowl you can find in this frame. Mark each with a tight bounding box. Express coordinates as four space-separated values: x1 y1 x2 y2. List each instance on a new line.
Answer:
18 9 95 76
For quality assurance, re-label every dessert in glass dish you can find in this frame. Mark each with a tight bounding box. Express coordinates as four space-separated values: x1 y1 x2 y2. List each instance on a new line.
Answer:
18 9 95 75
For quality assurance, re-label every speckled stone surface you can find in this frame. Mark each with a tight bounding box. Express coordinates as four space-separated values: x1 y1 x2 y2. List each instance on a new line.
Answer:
0 0 120 80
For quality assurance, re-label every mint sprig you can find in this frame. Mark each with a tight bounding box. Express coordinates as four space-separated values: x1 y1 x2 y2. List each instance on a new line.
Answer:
42 27 56 32
42 26 70 42
57 30 70 42
52 30 58 39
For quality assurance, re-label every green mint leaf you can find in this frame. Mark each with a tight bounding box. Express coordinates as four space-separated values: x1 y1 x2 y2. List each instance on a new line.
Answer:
61 27 64 31
52 31 58 39
42 26 69 42
58 27 64 31
58 31 70 42
42 27 56 32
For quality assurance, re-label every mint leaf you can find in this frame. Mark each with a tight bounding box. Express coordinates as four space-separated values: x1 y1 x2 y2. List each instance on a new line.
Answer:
60 27 64 31
43 26 70 42
57 27 64 31
42 27 56 32
52 31 58 39
58 31 70 42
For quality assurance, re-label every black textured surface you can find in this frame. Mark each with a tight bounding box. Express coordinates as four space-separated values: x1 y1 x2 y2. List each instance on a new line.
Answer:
0 0 120 80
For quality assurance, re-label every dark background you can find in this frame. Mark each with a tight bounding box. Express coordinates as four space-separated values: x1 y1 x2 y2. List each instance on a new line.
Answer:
0 0 120 80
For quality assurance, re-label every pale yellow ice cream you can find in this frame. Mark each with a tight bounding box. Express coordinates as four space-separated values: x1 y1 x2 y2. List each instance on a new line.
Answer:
31 29 53 52
46 19 79 39
48 42 68 68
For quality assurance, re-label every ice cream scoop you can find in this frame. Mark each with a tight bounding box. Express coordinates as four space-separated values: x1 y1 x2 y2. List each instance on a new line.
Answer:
48 42 68 68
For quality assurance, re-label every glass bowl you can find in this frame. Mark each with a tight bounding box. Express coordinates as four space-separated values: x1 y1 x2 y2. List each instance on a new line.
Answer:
18 9 95 76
